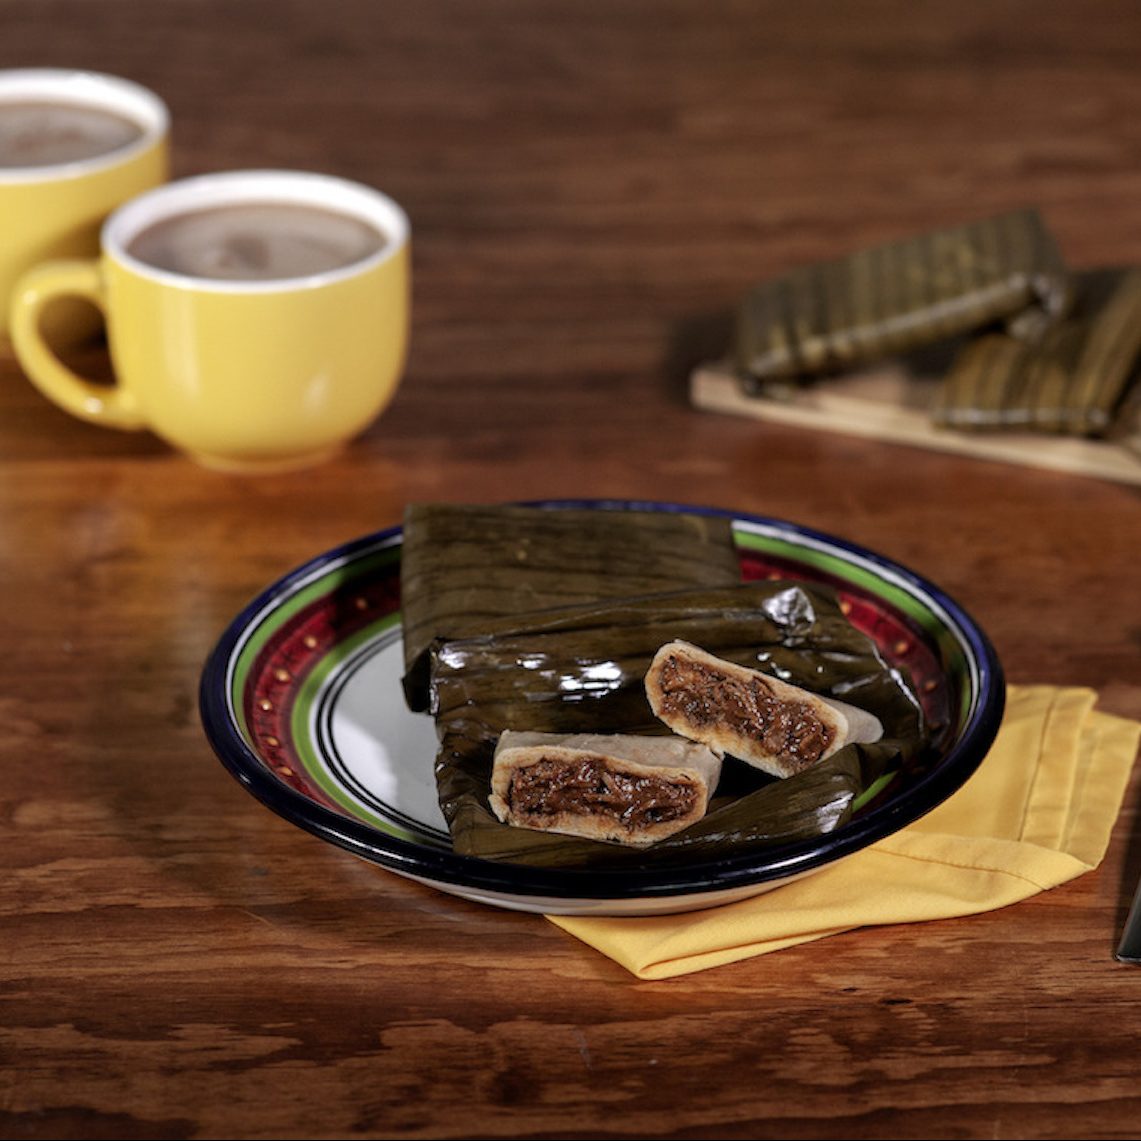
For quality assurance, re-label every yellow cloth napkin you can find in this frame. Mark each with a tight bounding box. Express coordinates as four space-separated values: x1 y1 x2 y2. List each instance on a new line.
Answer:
548 686 1140 979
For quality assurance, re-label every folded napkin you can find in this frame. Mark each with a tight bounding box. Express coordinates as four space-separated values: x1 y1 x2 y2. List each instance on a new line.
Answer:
549 686 1140 979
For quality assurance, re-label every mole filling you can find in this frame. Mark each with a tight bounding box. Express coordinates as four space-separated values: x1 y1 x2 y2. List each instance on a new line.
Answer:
508 755 697 829
657 654 835 767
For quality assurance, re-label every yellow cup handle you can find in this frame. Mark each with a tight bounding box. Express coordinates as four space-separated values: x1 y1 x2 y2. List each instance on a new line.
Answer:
10 259 146 430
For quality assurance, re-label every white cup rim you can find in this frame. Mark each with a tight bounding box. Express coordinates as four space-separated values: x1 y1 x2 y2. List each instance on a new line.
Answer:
104 169 411 294
0 68 169 184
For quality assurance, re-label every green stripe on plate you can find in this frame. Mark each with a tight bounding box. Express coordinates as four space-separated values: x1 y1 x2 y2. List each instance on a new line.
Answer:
287 612 424 839
228 543 401 738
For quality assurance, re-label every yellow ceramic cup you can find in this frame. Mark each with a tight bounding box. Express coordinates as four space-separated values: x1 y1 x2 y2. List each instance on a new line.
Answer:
10 170 411 473
0 68 169 344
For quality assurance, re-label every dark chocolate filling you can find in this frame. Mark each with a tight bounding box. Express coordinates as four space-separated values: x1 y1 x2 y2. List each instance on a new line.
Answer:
508 755 697 830
656 653 835 769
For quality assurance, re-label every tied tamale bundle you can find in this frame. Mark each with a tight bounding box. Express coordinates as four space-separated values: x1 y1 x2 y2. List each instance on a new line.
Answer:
399 502 743 711
931 268 1141 438
734 208 1073 392
428 580 929 869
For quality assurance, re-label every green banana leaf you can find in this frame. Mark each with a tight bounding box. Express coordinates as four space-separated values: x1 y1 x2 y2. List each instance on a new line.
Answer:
400 502 742 711
932 267 1141 438
734 208 1073 392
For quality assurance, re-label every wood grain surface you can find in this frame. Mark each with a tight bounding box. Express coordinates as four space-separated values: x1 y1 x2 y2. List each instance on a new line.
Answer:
1 3 1139 1138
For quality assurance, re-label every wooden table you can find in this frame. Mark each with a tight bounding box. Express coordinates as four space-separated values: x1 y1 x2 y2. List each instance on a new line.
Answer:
3 3 1139 1137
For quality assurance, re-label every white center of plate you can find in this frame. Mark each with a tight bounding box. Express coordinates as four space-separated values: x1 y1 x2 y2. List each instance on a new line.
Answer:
310 630 448 841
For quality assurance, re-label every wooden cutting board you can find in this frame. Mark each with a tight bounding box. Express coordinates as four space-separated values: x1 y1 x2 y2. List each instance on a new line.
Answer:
690 359 1141 487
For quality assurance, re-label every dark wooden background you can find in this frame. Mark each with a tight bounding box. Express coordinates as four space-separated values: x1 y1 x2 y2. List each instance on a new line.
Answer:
1 2 1139 1138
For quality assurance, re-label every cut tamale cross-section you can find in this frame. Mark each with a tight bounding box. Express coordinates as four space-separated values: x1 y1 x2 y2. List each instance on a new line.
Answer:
734 208 1073 391
645 640 884 778
399 503 742 711
489 731 723 847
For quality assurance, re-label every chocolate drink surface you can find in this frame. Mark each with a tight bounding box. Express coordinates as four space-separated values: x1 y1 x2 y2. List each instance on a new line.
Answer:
0 99 145 168
125 202 388 281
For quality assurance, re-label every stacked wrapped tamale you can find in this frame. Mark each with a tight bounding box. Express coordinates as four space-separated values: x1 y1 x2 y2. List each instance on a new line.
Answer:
400 503 928 869
932 268 1141 436
399 502 743 711
732 208 1141 441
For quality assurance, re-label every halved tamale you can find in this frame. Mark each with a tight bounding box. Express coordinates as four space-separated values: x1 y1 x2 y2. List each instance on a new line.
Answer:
490 730 722 846
644 640 883 778
431 580 928 867
734 208 1073 391
933 267 1141 437
438 719 876 868
399 503 742 711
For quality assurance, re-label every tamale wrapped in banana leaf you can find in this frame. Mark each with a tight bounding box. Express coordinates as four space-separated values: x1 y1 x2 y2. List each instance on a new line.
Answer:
734 208 1073 392
932 268 1141 437
399 502 742 711
429 580 928 869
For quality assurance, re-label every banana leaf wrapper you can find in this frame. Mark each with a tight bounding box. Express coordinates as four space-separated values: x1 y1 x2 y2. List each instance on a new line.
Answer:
734 208 1073 392
429 580 928 869
932 267 1141 438
399 502 742 711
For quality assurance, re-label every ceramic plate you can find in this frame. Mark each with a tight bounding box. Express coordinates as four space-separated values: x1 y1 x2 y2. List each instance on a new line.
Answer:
199 500 1004 916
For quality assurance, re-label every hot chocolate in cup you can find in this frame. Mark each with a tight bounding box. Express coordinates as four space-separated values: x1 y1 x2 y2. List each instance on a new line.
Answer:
0 69 169 344
10 170 411 473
